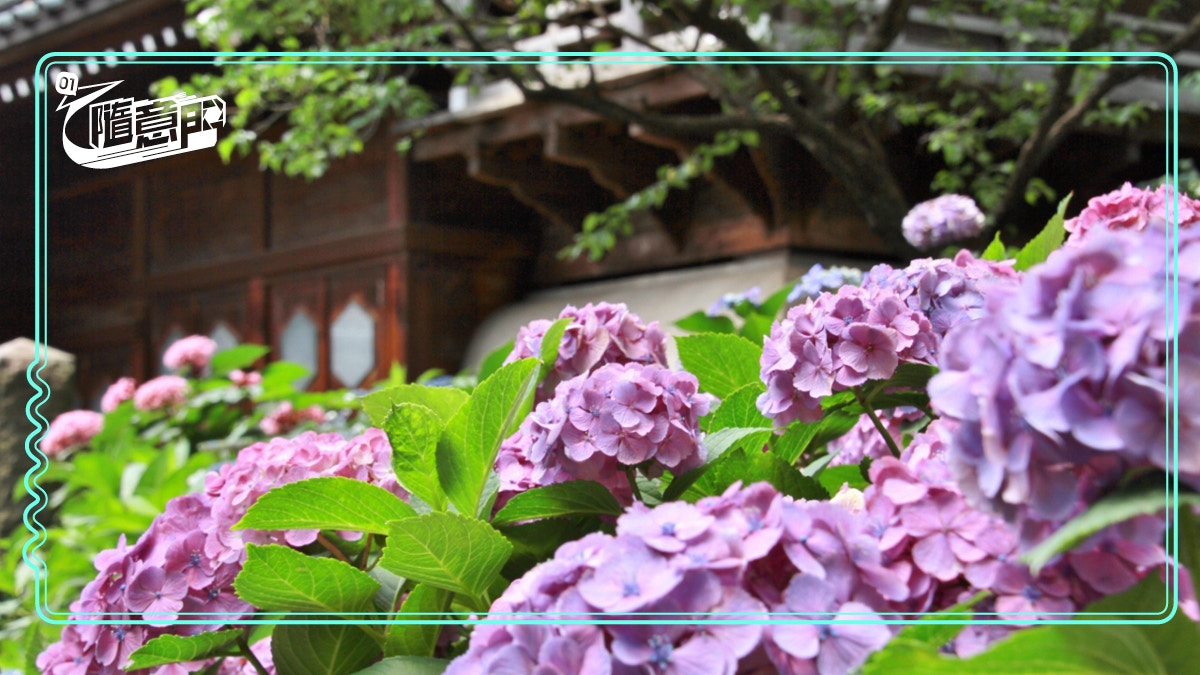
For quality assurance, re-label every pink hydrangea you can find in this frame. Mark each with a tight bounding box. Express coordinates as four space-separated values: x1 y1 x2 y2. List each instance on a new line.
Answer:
39 429 407 675
228 369 262 388
1065 182 1200 246
506 302 668 402
41 410 104 457
902 194 987 250
100 377 137 413
133 376 190 412
258 402 325 436
163 335 218 373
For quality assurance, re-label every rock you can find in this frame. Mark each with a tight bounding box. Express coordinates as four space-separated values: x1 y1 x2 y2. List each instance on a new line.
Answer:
0 338 76 537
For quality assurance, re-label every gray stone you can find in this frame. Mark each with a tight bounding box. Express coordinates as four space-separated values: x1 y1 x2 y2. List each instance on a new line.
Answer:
0 338 76 537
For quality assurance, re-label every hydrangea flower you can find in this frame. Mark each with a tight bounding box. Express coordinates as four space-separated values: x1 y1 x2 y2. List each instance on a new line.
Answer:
228 370 261 388
39 429 407 675
1064 182 1200 246
826 408 922 467
928 221 1198 532
901 195 987 250
258 401 326 436
41 410 104 457
505 302 668 401
101 377 136 413
757 285 934 428
163 335 218 373
133 376 190 412
708 286 763 317
787 264 864 304
496 363 715 506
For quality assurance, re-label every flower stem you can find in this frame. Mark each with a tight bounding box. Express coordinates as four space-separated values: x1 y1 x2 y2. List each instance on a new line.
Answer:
316 533 351 564
236 634 269 675
359 533 373 570
852 387 903 459
625 466 644 502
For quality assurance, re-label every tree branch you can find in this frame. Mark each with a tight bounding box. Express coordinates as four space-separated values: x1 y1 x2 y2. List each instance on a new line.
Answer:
827 0 913 119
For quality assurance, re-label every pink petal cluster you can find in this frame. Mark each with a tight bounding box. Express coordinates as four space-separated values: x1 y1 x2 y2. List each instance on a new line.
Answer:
257 401 325 436
448 481 901 675
228 370 262 388
1064 182 1200 246
826 407 922 467
506 302 668 402
496 363 715 507
100 377 137 413
38 429 407 675
163 336 218 373
41 410 104 457
133 376 190 412
901 194 987 250
757 285 935 429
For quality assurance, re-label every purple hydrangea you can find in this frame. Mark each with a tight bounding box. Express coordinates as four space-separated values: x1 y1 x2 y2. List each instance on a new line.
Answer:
708 286 763 317
496 363 716 507
787 264 864 304
826 407 923 467
38 429 408 675
928 222 1199 533
506 302 669 402
901 195 987 250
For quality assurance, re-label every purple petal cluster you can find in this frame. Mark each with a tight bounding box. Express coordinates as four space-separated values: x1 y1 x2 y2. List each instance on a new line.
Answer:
449 481 907 675
826 407 922 467
39 429 407 675
496 363 715 506
757 285 935 428
929 222 1199 531
787 264 864 304
41 410 104 458
133 376 190 412
506 302 668 401
163 335 218 373
1064 182 1200 247
901 195 987 250
708 286 763 317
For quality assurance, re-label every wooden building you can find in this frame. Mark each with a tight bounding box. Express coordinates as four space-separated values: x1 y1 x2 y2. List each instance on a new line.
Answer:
1 0 1195 408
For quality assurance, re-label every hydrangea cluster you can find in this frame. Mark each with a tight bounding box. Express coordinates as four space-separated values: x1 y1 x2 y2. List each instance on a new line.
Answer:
901 195 987 250
257 401 326 436
707 286 763 317
505 303 668 401
163 336 218 374
928 221 1198 530
1064 182 1200 246
41 410 104 457
101 377 137 413
228 370 262 388
757 285 935 428
133 376 190 412
787 264 864 303
496 363 715 506
448 481 902 675
39 429 406 675
826 407 922 467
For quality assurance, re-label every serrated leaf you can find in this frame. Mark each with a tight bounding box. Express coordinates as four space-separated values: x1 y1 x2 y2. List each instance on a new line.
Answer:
1014 192 1071 271
705 383 770 431
1022 484 1198 574
703 427 773 460
350 656 451 675
126 630 241 670
476 340 514 383
673 447 828 503
272 623 381 675
770 411 862 464
498 516 609 580
817 463 870 494
361 384 469 427
379 512 512 599
674 311 736 334
491 480 623 527
234 544 380 614
235 477 416 535
436 358 539 517
675 333 762 399
210 345 270 377
980 231 1008 261
384 584 450 658
384 404 447 511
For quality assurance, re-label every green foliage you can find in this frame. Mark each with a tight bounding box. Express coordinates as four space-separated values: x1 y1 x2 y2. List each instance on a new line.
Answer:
379 512 512 600
704 383 770 431
475 340 514 384
126 630 242 670
666 446 828 503
383 403 447 512
674 334 763 400
235 476 417 535
384 585 450 657
491 481 624 527
272 623 382 675
234 544 381 614
360 384 468 428
1014 193 1072 271
674 311 737 335
351 656 452 675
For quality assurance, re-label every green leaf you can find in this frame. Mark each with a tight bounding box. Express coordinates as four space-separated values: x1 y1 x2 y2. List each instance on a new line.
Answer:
384 584 450 657
126 630 241 670
1014 192 1071 271
384 404 447 511
234 544 380 614
491 480 623 527
674 311 736 334
379 512 513 599
770 411 862 464
758 284 793 318
272 623 381 675
350 656 451 675
817 463 870 494
235 477 416 535
703 427 773 459
674 447 828 503
360 384 469 427
436 358 539 517
498 516 609 580
705 383 770 431
674 334 762 399
1022 483 1197 574
210 344 270 377
980 231 1008 261
537 318 572 368
476 340 514 383
739 313 775 346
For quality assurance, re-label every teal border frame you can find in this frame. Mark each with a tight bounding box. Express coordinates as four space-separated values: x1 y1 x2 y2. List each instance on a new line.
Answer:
24 51 1182 627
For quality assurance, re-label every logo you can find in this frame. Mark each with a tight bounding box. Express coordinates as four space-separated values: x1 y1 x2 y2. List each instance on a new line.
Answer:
58 77 226 169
